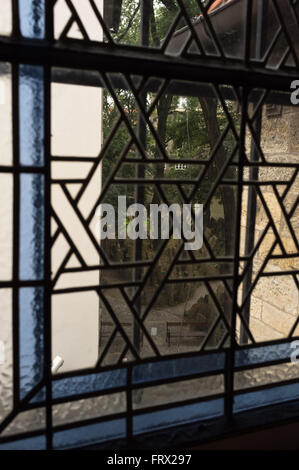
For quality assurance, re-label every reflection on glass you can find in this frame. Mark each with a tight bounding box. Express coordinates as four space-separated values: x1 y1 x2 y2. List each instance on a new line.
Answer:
19 287 44 399
0 63 12 166
0 174 12 280
53 393 126 426
19 65 44 167
19 0 45 39
0 435 46 450
1 408 45 436
19 173 44 280
234 383 299 414
133 375 224 410
0 289 12 424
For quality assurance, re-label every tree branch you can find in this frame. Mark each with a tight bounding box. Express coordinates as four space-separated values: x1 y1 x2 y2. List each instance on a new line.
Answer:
117 1 140 41
160 0 178 12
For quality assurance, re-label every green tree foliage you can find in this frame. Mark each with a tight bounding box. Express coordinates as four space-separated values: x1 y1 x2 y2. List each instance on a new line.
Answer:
100 0 239 344
102 0 239 259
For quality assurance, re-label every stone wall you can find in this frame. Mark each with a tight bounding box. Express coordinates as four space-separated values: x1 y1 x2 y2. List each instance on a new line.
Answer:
238 104 299 342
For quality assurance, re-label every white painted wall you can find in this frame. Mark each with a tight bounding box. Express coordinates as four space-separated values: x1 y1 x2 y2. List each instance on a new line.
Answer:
50 0 104 373
51 80 103 374
0 0 12 36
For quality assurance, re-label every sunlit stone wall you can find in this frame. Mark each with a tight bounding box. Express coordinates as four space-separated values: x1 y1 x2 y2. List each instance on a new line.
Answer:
239 105 299 341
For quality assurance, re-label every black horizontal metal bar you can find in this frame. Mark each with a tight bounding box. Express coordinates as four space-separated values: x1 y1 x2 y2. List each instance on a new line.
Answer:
0 429 45 445
46 335 299 390
62 261 151 273
234 376 299 396
0 280 45 287
236 336 299 351
270 253 298 259
53 349 228 383
260 270 299 277
27 368 225 411
132 394 226 418
52 281 143 294
114 178 237 185
50 158 299 169
52 179 85 184
24 385 127 408
224 179 294 185
124 159 299 168
113 178 233 185
176 257 249 265
233 357 297 373
123 158 209 165
167 274 234 283
45 392 226 437
17 357 299 415
243 162 299 168
0 36 296 91
51 156 99 162
0 165 46 173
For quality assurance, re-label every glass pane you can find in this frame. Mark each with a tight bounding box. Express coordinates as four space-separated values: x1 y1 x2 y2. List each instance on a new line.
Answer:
19 65 44 166
235 362 299 391
19 174 44 281
133 375 224 410
0 435 46 450
0 63 12 166
19 0 45 39
49 70 239 369
0 289 12 424
19 287 44 399
52 0 299 71
133 353 225 384
0 174 12 280
234 383 299 414
1 408 45 436
235 341 295 367
52 368 127 399
53 0 248 58
93 73 238 364
53 392 126 426
0 0 12 36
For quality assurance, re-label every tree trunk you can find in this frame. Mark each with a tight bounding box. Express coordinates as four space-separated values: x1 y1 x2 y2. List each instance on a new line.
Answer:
199 97 236 257
151 93 173 205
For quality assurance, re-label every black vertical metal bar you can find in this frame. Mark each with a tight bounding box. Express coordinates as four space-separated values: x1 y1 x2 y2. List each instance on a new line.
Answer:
44 62 52 451
12 0 21 37
225 0 252 421
45 0 54 43
240 0 268 344
225 86 248 421
44 1 53 449
133 0 150 351
244 0 253 65
12 62 20 409
126 364 133 441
